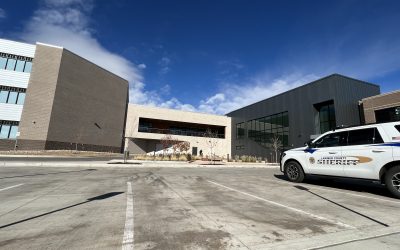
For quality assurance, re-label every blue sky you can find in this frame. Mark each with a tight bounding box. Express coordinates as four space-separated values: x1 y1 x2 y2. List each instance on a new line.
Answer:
0 0 399 114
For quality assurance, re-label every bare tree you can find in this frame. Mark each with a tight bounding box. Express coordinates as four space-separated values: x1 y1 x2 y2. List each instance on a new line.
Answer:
160 135 173 156
204 128 219 164
178 141 190 154
170 137 181 157
269 135 282 163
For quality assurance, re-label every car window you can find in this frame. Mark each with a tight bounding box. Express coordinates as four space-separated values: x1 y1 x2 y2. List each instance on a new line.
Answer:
347 127 383 146
314 131 347 148
395 125 400 133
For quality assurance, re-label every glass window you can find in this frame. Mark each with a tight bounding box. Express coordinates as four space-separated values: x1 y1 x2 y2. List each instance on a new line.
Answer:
282 113 289 127
264 117 271 130
246 111 289 147
0 90 9 103
0 125 11 138
316 101 336 133
395 125 400 133
236 123 245 139
375 106 400 123
16 92 26 105
15 60 26 72
374 128 384 144
24 61 32 73
6 58 16 71
0 57 7 69
347 128 382 146
314 132 347 148
9 126 18 139
7 91 18 104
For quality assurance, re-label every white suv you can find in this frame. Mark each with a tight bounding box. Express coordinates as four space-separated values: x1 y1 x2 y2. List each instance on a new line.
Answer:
280 122 400 198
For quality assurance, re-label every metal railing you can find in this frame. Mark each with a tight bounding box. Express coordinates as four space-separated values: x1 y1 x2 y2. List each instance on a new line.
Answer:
138 127 225 138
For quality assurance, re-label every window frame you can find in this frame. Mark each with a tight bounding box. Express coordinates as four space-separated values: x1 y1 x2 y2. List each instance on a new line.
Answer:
346 127 383 146
314 131 348 148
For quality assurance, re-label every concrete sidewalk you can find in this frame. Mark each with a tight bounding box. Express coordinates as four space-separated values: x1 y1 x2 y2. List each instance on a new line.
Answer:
0 158 279 168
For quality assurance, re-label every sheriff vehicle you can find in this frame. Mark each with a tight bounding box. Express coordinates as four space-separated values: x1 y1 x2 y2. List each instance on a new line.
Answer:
280 121 400 198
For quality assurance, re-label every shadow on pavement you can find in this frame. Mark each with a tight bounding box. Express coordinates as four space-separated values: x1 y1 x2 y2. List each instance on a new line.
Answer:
0 192 124 229
274 174 394 198
294 185 389 227
0 169 97 180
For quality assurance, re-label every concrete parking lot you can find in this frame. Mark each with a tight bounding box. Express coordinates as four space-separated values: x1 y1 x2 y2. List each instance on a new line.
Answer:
1 165 400 249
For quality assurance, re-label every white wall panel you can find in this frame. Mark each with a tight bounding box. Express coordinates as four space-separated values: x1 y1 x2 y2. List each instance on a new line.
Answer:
0 103 23 121
0 70 30 88
0 39 36 58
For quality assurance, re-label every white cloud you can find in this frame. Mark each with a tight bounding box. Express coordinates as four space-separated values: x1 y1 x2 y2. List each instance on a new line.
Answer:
159 98 196 112
158 56 171 74
138 63 146 69
160 72 319 115
159 84 171 96
0 8 6 19
18 0 151 104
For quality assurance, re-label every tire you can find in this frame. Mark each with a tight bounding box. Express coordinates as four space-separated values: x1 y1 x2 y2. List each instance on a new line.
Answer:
385 166 400 199
284 161 305 183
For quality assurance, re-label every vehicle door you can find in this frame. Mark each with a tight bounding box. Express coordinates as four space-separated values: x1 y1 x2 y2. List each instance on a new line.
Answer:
305 131 347 176
394 124 400 160
343 127 391 179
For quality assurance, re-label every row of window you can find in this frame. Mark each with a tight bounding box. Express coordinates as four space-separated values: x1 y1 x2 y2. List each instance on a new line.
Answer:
0 53 33 73
0 121 19 139
0 87 26 105
313 127 383 148
236 111 290 146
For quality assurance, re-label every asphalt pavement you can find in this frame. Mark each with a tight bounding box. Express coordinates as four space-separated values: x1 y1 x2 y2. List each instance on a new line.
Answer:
1 165 400 249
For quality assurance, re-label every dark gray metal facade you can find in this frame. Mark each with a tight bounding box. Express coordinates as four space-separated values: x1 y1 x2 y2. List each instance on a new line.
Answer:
227 74 380 159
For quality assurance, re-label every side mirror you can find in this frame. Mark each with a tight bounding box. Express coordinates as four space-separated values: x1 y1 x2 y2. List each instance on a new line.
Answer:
305 140 314 148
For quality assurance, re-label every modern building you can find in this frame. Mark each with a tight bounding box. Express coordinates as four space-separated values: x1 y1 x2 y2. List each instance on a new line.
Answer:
2 38 398 158
125 104 231 157
0 38 129 152
227 74 381 159
359 90 400 124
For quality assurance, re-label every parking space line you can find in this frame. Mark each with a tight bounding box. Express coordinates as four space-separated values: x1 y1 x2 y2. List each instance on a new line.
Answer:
0 184 24 192
207 180 355 229
122 182 134 250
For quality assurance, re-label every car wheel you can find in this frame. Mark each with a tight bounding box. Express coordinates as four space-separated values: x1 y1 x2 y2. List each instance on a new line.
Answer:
284 161 305 183
385 166 400 199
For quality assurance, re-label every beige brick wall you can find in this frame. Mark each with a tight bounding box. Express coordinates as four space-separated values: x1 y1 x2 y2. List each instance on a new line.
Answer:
46 49 128 149
361 90 400 124
18 44 129 152
18 44 63 145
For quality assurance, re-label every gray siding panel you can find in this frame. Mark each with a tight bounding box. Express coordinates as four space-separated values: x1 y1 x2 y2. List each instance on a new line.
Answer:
227 74 380 158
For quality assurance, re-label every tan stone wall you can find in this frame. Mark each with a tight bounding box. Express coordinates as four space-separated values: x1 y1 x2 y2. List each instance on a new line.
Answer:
18 44 63 149
18 44 129 152
125 104 232 157
46 49 128 150
361 90 400 124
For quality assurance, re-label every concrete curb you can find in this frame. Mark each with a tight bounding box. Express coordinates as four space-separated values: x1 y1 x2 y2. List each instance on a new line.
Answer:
0 161 279 169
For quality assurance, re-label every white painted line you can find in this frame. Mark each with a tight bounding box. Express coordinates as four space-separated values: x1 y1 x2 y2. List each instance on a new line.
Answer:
0 183 24 192
207 180 355 229
122 182 134 250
